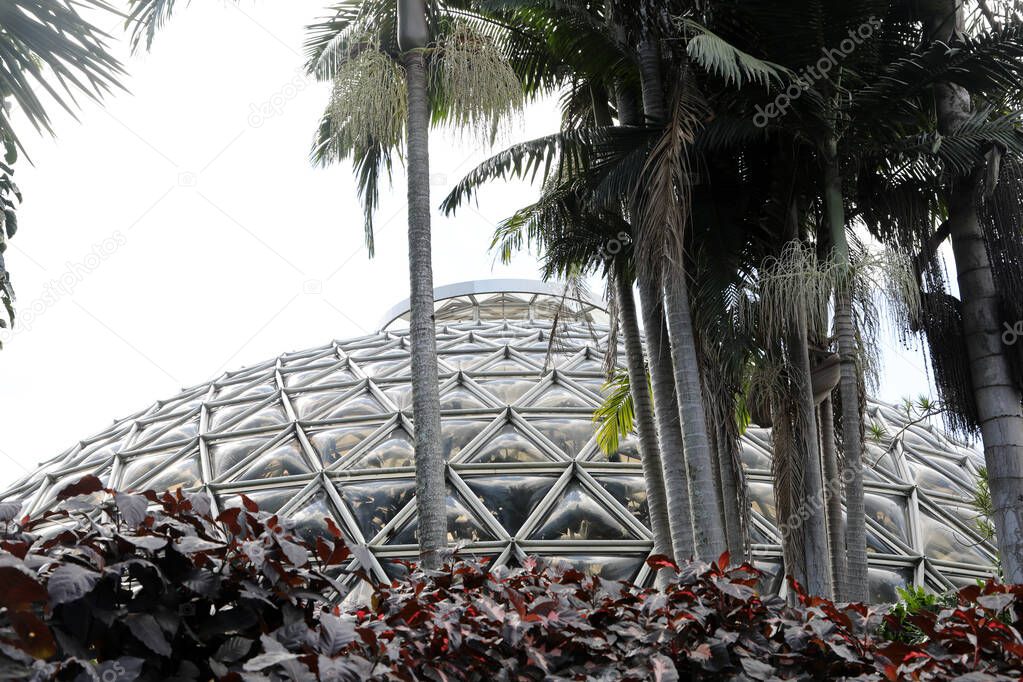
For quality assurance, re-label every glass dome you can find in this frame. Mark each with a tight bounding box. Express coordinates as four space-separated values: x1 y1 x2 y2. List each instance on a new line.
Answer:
0 280 996 600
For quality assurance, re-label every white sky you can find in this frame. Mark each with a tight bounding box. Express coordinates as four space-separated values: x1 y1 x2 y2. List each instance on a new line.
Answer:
0 1 935 487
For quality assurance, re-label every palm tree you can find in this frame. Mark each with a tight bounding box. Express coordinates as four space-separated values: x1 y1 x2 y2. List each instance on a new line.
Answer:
0 0 124 342
127 0 524 568
921 0 1023 582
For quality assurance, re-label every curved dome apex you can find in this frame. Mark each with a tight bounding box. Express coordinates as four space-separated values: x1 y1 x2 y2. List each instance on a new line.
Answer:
1 281 997 601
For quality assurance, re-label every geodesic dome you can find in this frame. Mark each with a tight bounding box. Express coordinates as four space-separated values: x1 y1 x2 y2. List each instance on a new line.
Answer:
0 280 997 601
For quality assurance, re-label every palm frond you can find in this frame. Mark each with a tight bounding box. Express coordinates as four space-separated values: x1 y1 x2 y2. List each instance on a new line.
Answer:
593 367 640 456
680 18 790 90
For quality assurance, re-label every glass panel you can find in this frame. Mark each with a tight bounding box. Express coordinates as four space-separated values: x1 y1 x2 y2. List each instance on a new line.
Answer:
215 379 275 402
130 452 201 493
542 554 646 582
754 560 784 595
590 433 641 464
291 389 349 419
220 488 295 514
475 378 536 405
440 419 490 459
918 511 992 565
467 425 551 464
530 481 636 541
907 459 967 496
593 474 649 527
440 386 489 411
868 567 913 604
232 439 311 481
748 482 777 525
739 442 772 470
389 487 496 544
355 359 404 378
528 418 596 458
866 443 902 481
384 385 413 410
288 489 337 545
527 384 593 409
570 358 604 374
350 426 416 469
232 404 288 432
338 478 416 539
78 438 126 466
463 474 559 536
864 493 910 544
209 436 273 477
477 356 538 373
439 352 492 370
138 416 199 447
310 424 380 466
209 402 259 431
317 391 389 420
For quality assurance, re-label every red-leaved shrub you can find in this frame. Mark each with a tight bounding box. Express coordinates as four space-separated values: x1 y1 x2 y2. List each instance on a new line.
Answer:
1 476 1022 680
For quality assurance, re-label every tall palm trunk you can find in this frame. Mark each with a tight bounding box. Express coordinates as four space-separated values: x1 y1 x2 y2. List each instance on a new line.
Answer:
634 15 726 561
616 273 673 557
823 142 867 601
663 273 727 558
786 304 833 598
819 396 848 599
400 1 446 568
638 271 696 560
928 1 1023 583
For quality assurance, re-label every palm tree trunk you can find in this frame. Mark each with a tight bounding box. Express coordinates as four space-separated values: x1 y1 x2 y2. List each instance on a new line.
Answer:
823 143 867 601
616 273 673 557
819 396 848 599
663 270 727 559
638 269 695 560
404 49 446 569
927 0 1023 585
786 306 833 598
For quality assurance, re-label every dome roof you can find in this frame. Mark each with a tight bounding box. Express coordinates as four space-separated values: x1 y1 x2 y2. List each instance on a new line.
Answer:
1 281 996 600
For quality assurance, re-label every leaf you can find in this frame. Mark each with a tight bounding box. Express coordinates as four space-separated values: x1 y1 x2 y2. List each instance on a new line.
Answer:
214 636 253 663
0 560 47 610
0 500 22 522
115 492 148 527
651 653 679 682
277 538 309 567
8 611 56 659
243 651 301 671
120 534 168 551
47 564 100 605
174 536 223 554
125 613 172 657
55 475 104 501
977 592 1015 612
319 614 357 655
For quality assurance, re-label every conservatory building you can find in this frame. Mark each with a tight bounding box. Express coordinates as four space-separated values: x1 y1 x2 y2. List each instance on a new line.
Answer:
0 280 997 601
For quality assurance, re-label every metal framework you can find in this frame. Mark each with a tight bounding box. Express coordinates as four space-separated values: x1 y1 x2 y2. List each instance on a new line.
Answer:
0 281 996 601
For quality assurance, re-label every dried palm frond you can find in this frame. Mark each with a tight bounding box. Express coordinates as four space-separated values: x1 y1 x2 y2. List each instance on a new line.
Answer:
752 241 836 345
430 21 523 143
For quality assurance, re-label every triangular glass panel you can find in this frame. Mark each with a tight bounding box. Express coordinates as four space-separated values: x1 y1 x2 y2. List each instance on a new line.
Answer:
288 489 339 545
593 474 650 527
284 364 355 388
384 385 413 410
529 480 637 541
527 418 596 458
209 435 275 478
864 492 910 545
907 458 967 496
463 474 559 537
232 438 311 481
868 567 913 604
747 481 777 526
466 424 552 464
438 352 492 370
135 416 199 448
317 390 389 420
310 424 380 466
440 419 491 459
440 385 489 411
738 441 773 470
219 488 296 514
124 450 202 493
525 383 594 409
209 401 260 432
918 510 991 565
388 487 497 545
349 426 415 469
539 553 646 582
590 434 641 464
215 378 275 402
573 378 609 398
231 403 288 432
354 358 405 378
291 389 349 419
337 478 416 539
476 378 537 405
78 437 127 467
568 358 604 374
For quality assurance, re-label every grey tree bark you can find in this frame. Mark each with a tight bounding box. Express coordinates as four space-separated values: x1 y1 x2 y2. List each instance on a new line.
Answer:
638 271 695 560
663 272 728 559
616 273 674 557
403 48 447 569
823 143 867 602
928 1 1023 583
819 396 848 599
